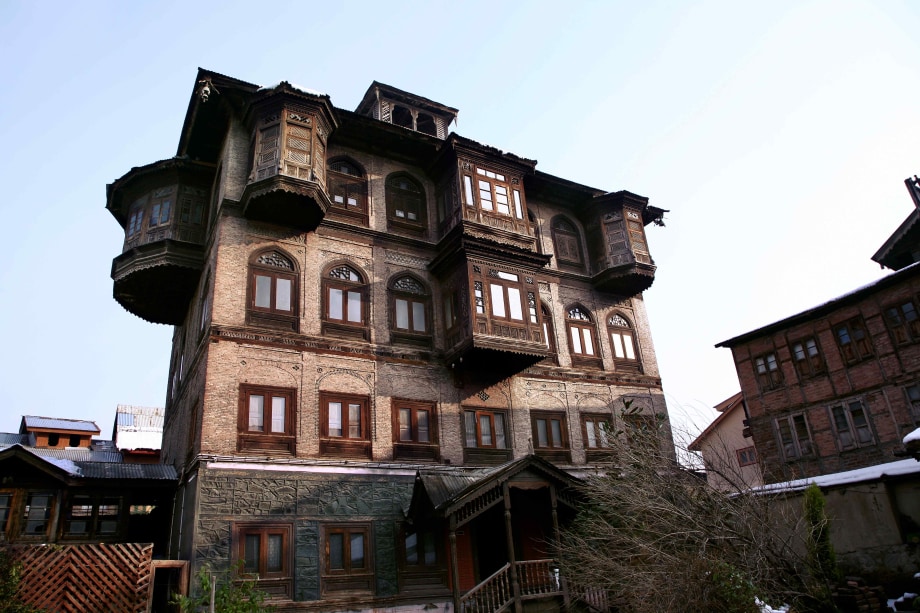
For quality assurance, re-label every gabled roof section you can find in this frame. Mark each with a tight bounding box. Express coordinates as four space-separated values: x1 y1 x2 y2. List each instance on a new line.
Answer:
0 444 176 483
21 416 100 435
406 454 582 525
716 261 920 348
688 392 744 451
355 81 458 123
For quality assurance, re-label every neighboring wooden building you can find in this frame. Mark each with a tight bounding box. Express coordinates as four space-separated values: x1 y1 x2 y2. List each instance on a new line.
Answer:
716 182 920 579
689 392 763 491
105 68 673 612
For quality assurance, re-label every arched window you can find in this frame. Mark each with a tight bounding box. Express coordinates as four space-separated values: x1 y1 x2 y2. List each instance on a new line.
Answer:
247 249 298 332
566 305 601 368
608 313 642 373
551 216 584 267
386 173 427 229
389 275 431 346
322 263 369 341
327 158 368 224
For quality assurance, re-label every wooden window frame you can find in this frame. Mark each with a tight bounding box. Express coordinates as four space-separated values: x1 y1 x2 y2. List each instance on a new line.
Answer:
327 158 368 224
322 523 374 595
397 521 448 594
906 384 920 425
753 352 783 391
566 306 602 368
540 303 558 364
550 216 584 267
736 446 758 467
581 413 615 457
0 491 12 539
392 399 439 461
386 173 427 231
247 249 299 332
319 392 371 459
232 522 293 600
487 279 526 323
607 313 642 373
883 299 920 346
461 166 525 220
462 408 511 465
775 413 814 461
791 336 825 379
834 317 873 364
61 494 122 540
19 491 55 540
322 264 369 341
389 275 432 347
829 400 874 451
531 411 571 463
237 385 296 455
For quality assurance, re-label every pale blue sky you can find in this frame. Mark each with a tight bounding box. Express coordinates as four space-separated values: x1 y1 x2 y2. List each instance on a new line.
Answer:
1 0 919 439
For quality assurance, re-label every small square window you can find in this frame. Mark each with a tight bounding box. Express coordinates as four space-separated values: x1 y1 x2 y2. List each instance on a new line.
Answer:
736 446 758 467
320 392 371 459
322 523 374 595
753 352 783 390
834 317 873 364
392 400 439 461
238 385 295 454
233 523 293 600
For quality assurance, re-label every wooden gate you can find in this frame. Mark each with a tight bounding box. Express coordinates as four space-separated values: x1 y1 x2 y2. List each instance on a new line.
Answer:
13 542 153 613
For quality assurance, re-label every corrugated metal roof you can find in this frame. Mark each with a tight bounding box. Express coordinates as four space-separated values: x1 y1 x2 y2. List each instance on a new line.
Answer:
28 448 124 463
21 416 100 434
0 433 28 446
77 462 176 480
115 405 165 431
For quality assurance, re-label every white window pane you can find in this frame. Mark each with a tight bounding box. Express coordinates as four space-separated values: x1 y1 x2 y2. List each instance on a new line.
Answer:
612 333 625 358
347 291 362 322
480 415 492 446
508 288 523 320
464 412 477 447
571 327 582 354
399 408 412 441
347 197 357 206
513 190 523 219
495 414 506 449
537 419 548 447
255 275 272 308
329 288 343 319
417 410 429 443
463 176 474 206
412 302 426 332
275 278 292 312
497 271 518 282
334 195 344 203
350 533 365 568
490 284 506 317
396 299 409 329
623 333 636 359
586 421 597 448
349 404 362 438
248 395 264 432
271 396 286 433
583 330 595 355
551 420 563 447
328 402 342 437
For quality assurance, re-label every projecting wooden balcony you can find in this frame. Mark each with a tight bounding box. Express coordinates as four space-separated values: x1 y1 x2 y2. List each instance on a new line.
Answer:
239 173 331 232
111 239 204 325
445 316 551 374
591 251 656 296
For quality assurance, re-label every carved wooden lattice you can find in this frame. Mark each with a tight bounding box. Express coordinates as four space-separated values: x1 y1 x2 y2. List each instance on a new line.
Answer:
13 542 153 613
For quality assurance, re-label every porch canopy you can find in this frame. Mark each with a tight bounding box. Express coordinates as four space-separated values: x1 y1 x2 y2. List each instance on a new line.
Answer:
405 454 583 611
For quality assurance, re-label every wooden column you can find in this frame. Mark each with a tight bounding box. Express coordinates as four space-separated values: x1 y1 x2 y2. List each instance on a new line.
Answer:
449 515 461 612
550 484 570 608
503 482 522 613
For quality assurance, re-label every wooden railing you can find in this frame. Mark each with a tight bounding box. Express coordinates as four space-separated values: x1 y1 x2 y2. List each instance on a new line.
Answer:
459 562 513 613
517 558 562 598
573 584 611 612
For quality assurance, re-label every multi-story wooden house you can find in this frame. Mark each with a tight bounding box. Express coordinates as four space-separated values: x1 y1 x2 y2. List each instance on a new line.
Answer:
106 68 671 612
717 178 920 485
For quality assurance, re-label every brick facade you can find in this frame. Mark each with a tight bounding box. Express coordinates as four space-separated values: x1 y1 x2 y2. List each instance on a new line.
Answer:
109 70 672 611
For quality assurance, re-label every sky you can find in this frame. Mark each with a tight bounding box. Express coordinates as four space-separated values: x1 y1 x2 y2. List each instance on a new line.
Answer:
1 0 919 440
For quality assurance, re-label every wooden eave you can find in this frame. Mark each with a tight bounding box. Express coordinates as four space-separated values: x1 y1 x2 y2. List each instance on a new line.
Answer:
428 223 551 278
872 208 920 271
446 134 537 177
687 393 744 452
525 170 604 208
716 260 920 348
406 455 582 528
330 108 442 167
105 157 216 225
242 82 339 132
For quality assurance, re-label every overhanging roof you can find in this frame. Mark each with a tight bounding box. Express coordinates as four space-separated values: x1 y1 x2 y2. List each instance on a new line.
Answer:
0 444 177 483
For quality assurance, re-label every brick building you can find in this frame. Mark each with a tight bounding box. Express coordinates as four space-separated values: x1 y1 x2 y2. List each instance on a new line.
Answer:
716 178 920 485
106 68 672 611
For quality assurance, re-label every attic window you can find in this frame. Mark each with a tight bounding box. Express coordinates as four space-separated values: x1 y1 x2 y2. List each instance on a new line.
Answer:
392 105 413 129
416 113 436 136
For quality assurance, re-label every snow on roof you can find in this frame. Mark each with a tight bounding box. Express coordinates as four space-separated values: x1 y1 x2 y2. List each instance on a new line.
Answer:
257 81 327 97
904 427 920 444
115 430 162 451
752 458 920 494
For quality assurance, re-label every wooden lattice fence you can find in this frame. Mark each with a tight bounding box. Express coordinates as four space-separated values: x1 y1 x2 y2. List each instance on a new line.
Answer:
13 542 153 613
